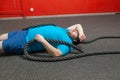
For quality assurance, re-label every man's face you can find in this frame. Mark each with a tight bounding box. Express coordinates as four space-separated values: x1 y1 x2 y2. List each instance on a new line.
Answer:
68 29 79 42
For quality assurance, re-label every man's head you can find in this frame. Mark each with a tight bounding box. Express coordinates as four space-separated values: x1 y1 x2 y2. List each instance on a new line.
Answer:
67 24 87 45
68 28 80 45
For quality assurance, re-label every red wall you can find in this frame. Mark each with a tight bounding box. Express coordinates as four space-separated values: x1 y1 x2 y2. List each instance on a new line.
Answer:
0 0 120 18
0 0 22 17
28 0 120 16
28 0 87 16
86 0 120 13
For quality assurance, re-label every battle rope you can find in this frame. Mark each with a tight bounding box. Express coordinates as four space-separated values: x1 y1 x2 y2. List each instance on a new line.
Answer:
22 24 56 30
24 36 120 62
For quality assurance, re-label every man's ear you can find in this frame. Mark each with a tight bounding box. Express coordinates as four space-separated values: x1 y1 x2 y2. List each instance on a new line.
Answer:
73 39 77 42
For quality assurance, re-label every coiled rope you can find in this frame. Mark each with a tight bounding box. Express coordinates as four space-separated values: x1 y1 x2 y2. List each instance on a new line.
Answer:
22 24 56 30
24 36 120 62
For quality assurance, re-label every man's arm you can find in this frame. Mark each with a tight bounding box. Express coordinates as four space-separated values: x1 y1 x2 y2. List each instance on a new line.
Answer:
34 34 62 57
68 24 86 41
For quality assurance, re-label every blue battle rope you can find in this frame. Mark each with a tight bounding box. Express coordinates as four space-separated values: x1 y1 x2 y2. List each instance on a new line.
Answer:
23 24 120 62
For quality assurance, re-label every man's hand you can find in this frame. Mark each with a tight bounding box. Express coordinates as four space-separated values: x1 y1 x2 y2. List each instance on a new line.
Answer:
79 33 86 42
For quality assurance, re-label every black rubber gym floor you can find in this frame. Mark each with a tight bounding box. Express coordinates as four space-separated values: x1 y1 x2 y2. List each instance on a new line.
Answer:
0 14 120 80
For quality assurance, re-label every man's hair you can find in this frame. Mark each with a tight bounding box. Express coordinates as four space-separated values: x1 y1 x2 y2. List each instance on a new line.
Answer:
73 38 81 45
73 30 81 45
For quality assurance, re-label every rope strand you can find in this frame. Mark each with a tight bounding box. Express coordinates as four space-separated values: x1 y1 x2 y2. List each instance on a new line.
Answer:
24 36 120 62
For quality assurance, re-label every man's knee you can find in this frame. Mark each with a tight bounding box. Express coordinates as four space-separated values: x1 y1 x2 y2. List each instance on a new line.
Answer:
0 33 8 41
0 41 4 55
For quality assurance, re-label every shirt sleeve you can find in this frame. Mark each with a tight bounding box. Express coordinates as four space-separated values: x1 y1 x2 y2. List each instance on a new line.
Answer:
57 44 73 56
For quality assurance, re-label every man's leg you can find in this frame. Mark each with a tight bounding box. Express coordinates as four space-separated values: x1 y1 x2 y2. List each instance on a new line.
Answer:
0 33 8 41
0 41 4 55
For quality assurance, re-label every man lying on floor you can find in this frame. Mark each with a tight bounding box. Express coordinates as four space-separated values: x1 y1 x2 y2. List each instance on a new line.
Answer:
0 24 86 57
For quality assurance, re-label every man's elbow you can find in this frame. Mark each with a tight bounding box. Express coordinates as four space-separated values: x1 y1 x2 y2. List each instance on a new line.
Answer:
76 24 82 27
52 50 62 57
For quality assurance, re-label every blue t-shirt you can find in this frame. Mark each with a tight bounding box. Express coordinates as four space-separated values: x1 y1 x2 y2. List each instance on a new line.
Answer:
26 25 73 55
